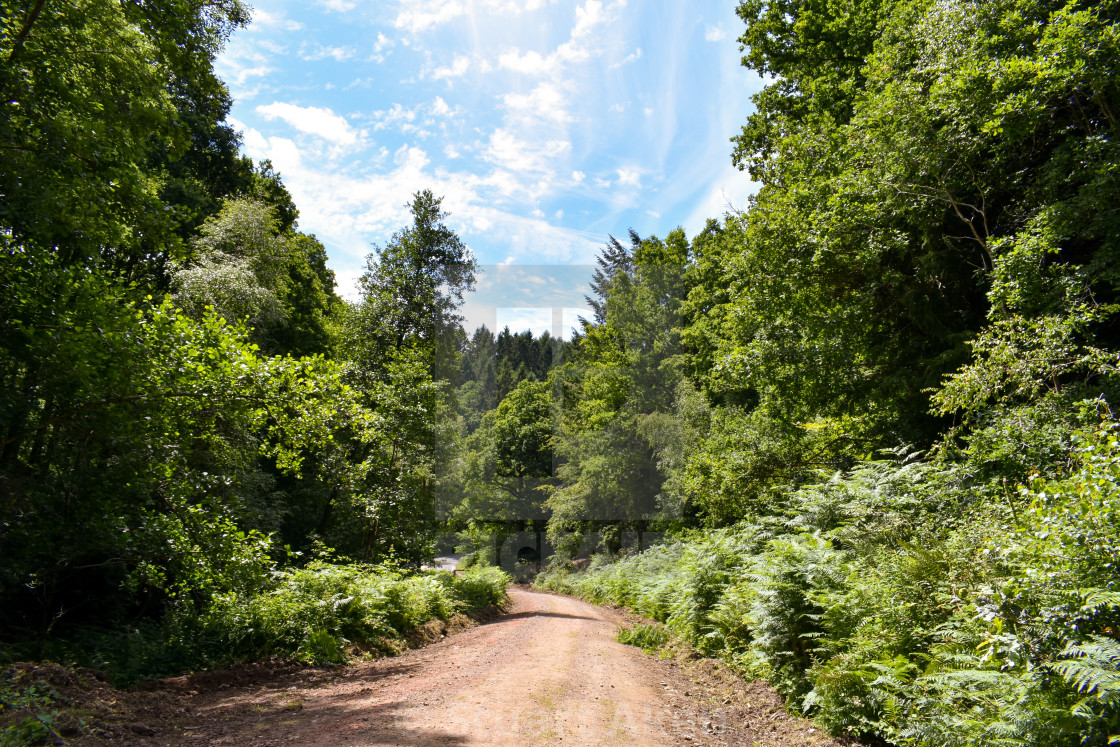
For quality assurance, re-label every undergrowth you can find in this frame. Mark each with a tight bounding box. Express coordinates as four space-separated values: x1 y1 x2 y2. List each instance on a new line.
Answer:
1 564 509 688
538 424 1120 746
615 622 671 653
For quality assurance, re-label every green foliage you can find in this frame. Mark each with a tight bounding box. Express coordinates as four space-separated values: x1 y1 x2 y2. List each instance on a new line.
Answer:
0 0 251 271
181 564 506 667
615 623 670 653
539 425 1120 743
0 565 508 685
0 0 495 701
173 197 339 358
0 668 64 747
1051 636 1120 739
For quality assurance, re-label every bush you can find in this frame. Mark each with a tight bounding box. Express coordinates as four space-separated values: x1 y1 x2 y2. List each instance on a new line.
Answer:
182 563 510 667
536 430 1120 745
616 623 670 652
1 563 510 687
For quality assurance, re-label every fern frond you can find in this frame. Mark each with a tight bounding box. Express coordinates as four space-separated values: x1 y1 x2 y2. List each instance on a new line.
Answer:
1050 636 1120 702
1079 589 1120 614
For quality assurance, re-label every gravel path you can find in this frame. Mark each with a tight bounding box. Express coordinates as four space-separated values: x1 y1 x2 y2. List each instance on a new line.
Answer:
161 589 850 746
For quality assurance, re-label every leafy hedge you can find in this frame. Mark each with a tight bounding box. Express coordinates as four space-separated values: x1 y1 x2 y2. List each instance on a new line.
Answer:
538 425 1120 746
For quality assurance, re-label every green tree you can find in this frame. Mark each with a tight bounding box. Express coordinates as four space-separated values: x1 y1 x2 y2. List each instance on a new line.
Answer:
0 0 250 276
548 230 688 551
357 190 477 370
172 197 339 358
321 191 476 564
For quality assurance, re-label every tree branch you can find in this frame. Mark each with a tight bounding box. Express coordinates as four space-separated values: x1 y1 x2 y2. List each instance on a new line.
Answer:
7 0 48 66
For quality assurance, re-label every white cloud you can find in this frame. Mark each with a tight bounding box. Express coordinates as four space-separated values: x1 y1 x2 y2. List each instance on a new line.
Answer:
397 0 552 35
502 83 571 123
395 0 467 33
431 96 452 116
482 0 546 11
617 168 641 187
371 103 432 136
256 102 359 146
484 129 571 173
610 47 642 68
223 62 273 87
250 7 302 30
235 111 608 299
370 32 394 62
496 0 626 78
496 307 552 336
432 54 472 80
224 0 766 305
333 268 364 301
216 37 276 94
705 25 728 42
498 49 550 75
572 0 605 38
495 40 591 75
301 45 354 61
319 0 357 10
372 103 419 131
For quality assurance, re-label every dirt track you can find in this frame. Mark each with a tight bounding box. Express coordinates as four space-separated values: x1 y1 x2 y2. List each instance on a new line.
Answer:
163 589 849 746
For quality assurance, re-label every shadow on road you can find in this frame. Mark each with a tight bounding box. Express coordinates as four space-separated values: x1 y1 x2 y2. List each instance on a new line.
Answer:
482 610 603 625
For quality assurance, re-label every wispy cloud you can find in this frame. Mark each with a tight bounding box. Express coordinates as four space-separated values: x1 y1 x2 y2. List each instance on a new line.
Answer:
371 103 418 132
704 25 727 42
221 0 763 300
495 0 626 77
256 102 361 147
370 32 395 63
502 83 572 124
319 0 357 12
431 54 472 80
610 47 642 68
616 167 641 187
251 8 302 30
215 40 276 99
395 0 467 33
301 45 354 61
572 0 606 38
233 119 604 296
484 129 571 173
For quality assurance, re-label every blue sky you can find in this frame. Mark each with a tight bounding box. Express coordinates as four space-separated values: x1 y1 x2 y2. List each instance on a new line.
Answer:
217 0 763 334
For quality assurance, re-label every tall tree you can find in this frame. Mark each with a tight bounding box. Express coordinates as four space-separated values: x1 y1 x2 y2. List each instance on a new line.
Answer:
0 0 250 276
323 192 476 563
357 190 477 372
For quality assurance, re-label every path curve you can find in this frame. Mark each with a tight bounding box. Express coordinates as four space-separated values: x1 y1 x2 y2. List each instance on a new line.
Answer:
168 588 847 746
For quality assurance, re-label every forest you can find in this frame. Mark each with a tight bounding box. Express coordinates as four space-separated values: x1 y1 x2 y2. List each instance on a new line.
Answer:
2 0 1119 744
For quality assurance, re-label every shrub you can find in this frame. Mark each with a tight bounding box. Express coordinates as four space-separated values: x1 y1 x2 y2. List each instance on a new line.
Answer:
536 430 1120 745
616 623 670 653
182 563 510 667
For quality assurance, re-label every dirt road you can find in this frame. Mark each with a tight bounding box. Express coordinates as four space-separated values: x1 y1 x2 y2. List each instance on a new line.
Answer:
165 589 848 746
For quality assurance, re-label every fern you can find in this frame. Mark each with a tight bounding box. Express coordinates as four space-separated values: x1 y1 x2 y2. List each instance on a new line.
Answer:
1052 637 1120 702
